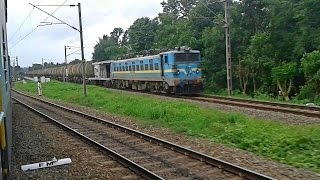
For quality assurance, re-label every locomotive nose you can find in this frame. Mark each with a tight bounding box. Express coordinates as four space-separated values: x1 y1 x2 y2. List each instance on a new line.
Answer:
187 65 192 76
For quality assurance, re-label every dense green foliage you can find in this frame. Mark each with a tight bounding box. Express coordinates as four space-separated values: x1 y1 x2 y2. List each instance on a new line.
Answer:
15 81 320 172
92 0 320 103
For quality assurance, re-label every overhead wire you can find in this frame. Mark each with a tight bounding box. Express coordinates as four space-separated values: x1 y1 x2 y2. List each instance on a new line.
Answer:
8 7 35 43
8 0 43 43
198 0 221 19
190 0 225 24
9 0 69 50
67 49 81 57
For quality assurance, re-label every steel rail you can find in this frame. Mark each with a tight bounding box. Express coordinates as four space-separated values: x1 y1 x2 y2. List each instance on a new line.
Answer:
182 95 320 118
12 97 164 180
202 94 320 112
12 90 275 180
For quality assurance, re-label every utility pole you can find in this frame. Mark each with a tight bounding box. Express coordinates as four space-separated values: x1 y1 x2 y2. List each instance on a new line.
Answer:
64 46 67 82
78 3 86 97
13 57 16 82
224 0 232 96
16 57 19 81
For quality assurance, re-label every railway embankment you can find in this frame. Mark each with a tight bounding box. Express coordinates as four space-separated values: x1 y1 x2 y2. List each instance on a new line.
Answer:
13 80 320 178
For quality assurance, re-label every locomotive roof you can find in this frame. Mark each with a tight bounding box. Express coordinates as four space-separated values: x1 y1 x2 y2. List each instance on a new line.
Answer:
112 50 200 64
159 49 200 55
92 60 114 65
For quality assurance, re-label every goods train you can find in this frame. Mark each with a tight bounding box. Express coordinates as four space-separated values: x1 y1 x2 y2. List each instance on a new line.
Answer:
0 0 12 179
27 47 203 94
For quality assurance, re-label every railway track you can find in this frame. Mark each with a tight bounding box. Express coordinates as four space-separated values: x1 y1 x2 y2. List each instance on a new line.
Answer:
181 95 320 118
96 85 320 118
21 78 320 118
12 90 274 180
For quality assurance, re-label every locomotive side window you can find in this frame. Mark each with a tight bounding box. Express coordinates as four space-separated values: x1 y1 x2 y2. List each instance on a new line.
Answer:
136 65 140 71
145 64 149 70
129 65 132 71
132 65 135 71
155 63 159 70
126 66 128 71
149 59 153 70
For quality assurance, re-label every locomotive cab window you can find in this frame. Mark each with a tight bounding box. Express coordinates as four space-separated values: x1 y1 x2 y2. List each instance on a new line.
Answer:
164 56 168 64
174 53 200 62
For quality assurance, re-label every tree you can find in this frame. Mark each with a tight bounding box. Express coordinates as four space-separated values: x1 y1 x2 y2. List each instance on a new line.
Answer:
161 0 197 19
272 62 298 101
121 30 129 46
92 35 126 61
128 17 158 52
243 32 274 93
110 27 124 45
201 25 226 92
298 50 320 101
155 17 199 49
69 59 82 65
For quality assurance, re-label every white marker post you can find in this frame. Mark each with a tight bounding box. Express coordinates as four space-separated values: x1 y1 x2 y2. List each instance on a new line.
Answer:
21 158 72 171
37 81 42 96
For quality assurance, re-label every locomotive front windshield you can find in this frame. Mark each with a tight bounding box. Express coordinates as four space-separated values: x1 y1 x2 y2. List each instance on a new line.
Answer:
174 53 200 62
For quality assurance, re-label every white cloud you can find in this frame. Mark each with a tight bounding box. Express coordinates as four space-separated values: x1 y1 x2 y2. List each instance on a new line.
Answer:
7 0 163 67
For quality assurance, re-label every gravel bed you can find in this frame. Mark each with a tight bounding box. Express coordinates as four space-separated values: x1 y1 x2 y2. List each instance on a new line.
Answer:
12 101 140 179
24 91 320 180
105 88 320 125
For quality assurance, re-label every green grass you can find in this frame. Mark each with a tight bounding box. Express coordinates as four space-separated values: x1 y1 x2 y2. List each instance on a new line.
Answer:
15 81 320 172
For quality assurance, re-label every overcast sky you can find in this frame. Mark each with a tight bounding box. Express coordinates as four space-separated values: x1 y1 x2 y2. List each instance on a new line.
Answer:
7 0 163 67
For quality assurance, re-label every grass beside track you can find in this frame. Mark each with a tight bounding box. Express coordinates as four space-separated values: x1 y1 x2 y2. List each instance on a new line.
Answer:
15 81 320 173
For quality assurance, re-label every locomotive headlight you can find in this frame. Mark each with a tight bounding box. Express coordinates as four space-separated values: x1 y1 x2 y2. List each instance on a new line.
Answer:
176 70 180 75
196 69 199 74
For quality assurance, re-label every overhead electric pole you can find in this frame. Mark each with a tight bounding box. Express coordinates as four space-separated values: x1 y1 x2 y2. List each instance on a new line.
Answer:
64 46 67 82
78 3 87 97
16 57 19 81
29 3 87 97
224 0 232 96
13 57 16 82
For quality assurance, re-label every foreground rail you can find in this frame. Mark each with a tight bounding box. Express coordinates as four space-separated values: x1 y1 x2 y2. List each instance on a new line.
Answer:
12 97 161 180
12 89 274 180
183 95 320 118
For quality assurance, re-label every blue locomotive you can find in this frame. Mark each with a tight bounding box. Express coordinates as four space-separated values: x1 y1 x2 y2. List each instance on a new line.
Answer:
109 47 203 94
